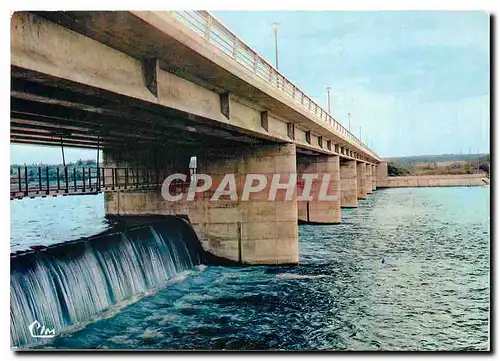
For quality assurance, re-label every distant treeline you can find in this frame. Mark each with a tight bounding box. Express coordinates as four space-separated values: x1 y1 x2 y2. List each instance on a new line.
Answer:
386 154 489 165
10 160 98 184
386 154 490 177
11 159 97 168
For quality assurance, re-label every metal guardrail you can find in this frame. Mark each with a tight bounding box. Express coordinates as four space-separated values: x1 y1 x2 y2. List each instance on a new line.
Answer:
171 11 378 159
10 166 188 200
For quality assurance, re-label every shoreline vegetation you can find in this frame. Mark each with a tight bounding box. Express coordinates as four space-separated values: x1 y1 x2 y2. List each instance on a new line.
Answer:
386 154 489 177
10 160 98 185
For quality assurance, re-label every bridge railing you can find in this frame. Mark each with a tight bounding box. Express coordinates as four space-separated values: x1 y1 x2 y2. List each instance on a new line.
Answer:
171 11 377 159
9 166 182 199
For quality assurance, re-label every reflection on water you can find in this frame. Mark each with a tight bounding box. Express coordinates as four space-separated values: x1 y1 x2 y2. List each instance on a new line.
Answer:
11 187 490 350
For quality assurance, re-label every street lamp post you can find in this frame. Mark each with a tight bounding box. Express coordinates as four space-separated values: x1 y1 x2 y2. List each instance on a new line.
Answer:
272 22 279 70
326 86 331 114
348 112 351 132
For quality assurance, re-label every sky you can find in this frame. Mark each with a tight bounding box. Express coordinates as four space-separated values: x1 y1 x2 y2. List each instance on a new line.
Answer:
10 11 490 163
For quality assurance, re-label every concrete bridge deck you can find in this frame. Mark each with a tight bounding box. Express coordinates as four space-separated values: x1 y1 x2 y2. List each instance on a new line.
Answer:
11 11 378 163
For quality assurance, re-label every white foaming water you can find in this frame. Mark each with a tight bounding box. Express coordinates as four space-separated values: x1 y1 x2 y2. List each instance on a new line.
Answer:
276 274 328 279
10 219 203 348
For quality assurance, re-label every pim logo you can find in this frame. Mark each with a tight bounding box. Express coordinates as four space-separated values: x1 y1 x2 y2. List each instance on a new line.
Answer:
28 320 55 338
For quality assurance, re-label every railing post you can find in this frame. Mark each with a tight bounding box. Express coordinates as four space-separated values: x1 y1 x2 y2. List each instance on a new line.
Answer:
24 166 28 196
253 53 258 74
57 168 60 191
38 167 42 193
232 36 238 60
125 168 128 188
204 14 212 41
17 167 21 194
88 168 92 191
136 168 140 188
45 167 49 195
101 168 105 190
112 168 115 190
97 166 101 192
82 167 86 193
65 166 69 193
73 168 77 192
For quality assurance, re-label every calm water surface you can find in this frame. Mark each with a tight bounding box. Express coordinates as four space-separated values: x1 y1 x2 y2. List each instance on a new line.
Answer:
11 187 490 350
11 194 107 252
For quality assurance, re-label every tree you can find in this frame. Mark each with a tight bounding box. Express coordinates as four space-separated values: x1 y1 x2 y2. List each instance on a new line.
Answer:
479 163 489 175
387 162 410 176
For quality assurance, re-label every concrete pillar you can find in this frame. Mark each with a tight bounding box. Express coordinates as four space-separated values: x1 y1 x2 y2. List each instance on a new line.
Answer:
356 162 367 200
104 143 299 265
297 154 341 224
372 165 377 191
365 163 373 194
376 161 389 187
340 159 358 208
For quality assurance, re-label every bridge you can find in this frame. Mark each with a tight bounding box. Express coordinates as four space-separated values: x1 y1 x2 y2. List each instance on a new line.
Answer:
11 11 388 264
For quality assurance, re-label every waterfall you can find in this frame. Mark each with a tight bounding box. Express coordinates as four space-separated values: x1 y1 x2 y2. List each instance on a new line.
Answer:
10 216 203 348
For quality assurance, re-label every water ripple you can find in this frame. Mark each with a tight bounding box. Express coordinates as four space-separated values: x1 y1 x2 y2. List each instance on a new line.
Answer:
20 187 490 351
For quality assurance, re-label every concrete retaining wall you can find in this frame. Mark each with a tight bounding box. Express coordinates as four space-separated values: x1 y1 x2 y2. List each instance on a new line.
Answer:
384 174 489 188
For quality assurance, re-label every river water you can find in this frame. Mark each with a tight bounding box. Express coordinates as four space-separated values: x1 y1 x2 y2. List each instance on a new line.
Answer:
10 187 490 351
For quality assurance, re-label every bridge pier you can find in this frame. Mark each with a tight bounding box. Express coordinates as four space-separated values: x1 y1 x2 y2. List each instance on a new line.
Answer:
297 154 341 224
376 161 389 187
340 159 358 208
365 163 373 195
372 165 377 190
356 162 367 200
104 143 299 265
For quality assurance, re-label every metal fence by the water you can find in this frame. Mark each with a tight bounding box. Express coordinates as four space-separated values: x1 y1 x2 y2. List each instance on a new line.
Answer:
9 167 187 199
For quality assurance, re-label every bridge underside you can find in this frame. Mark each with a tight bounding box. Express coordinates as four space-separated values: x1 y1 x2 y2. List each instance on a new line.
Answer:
11 68 265 150
12 67 328 159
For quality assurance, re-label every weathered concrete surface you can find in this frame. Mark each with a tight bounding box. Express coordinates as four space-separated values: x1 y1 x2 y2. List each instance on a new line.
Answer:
356 162 367 200
105 143 299 265
376 161 388 187
371 165 377 191
297 154 341 224
340 159 358 208
385 174 489 188
365 164 373 194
